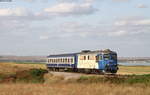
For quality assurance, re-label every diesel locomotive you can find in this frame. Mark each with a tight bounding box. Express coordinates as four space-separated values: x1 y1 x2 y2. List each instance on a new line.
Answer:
46 49 118 74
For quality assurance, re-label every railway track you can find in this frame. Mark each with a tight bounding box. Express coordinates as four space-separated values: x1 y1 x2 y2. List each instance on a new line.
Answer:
48 71 129 80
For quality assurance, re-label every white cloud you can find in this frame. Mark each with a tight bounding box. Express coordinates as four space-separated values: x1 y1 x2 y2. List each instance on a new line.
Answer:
22 0 48 2
39 36 49 40
137 4 148 8
0 8 30 16
115 19 150 26
112 0 130 2
43 1 98 16
108 30 127 37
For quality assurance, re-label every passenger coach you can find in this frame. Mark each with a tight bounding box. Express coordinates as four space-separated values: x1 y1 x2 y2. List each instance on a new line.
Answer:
46 49 118 74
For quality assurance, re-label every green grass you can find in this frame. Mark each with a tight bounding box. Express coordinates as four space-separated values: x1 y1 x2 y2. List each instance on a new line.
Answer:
76 74 150 85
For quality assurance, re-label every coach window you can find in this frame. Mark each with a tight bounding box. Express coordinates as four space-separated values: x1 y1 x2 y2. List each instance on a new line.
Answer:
65 58 67 63
68 59 70 63
84 56 86 60
88 56 90 60
71 58 73 63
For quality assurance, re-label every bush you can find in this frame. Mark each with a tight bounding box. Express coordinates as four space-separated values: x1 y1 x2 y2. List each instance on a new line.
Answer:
15 69 48 83
0 69 48 83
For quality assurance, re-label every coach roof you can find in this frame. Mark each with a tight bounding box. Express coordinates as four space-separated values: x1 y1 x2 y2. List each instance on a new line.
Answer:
47 49 116 57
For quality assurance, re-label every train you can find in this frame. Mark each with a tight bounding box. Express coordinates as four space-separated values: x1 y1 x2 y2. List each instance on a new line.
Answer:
46 49 118 74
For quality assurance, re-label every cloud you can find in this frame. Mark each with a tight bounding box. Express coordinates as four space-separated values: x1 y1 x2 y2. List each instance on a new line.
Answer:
22 0 48 3
114 19 150 26
108 30 127 37
56 17 150 38
112 17 150 37
0 8 30 16
112 0 131 2
39 36 49 40
43 1 98 16
0 7 52 21
137 4 148 8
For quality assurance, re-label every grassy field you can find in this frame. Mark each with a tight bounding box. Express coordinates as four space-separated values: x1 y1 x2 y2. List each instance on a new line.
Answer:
0 62 46 74
118 65 150 75
0 62 150 95
1 62 150 75
1 83 150 95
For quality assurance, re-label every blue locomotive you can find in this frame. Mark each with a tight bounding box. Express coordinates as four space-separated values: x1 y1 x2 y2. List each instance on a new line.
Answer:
46 49 118 74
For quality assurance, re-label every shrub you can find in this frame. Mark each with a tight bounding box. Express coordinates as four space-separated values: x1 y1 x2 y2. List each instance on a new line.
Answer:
15 69 48 83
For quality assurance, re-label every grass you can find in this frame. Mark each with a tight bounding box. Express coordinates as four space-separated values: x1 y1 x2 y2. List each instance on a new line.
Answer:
0 62 46 74
118 65 150 75
76 74 150 85
0 68 48 83
0 62 150 95
0 62 48 83
0 83 150 95
15 62 45 64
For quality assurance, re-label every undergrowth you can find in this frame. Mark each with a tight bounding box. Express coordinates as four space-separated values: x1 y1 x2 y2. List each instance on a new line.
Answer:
0 69 48 83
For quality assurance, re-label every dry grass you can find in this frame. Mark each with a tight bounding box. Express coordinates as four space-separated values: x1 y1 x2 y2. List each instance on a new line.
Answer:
118 65 150 75
0 62 46 74
0 62 150 95
0 83 150 95
1 62 150 75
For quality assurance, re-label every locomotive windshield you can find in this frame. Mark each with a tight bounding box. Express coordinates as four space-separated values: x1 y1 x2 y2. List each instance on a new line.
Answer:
103 54 110 60
111 54 117 61
103 53 117 60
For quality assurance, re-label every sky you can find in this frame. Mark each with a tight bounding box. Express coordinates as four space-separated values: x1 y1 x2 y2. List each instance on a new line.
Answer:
0 0 150 57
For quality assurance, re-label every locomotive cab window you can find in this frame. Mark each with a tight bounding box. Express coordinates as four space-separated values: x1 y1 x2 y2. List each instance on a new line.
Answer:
103 54 110 60
111 54 117 60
